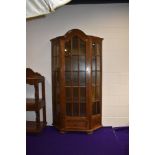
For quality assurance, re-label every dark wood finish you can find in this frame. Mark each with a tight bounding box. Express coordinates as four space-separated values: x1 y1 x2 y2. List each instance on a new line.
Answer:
51 29 103 133
26 68 47 133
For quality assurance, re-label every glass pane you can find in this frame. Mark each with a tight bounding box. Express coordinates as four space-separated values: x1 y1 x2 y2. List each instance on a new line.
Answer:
65 72 71 85
96 86 100 100
79 39 86 55
80 87 86 102
96 43 101 55
92 43 96 56
73 88 79 116
65 56 71 71
92 86 95 102
96 56 100 70
80 102 86 116
96 71 100 85
96 101 101 114
65 41 71 57
92 56 96 71
72 36 78 55
92 102 96 114
73 87 79 102
79 56 86 71
79 72 86 86
73 102 78 116
72 56 78 71
92 71 96 85
73 72 78 86
66 102 72 116
66 88 71 102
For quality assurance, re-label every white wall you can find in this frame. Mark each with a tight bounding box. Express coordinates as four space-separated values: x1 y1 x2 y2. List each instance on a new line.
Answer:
26 3 129 127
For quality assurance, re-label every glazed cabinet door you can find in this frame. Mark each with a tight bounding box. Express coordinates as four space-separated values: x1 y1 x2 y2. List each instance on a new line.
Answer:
64 36 87 117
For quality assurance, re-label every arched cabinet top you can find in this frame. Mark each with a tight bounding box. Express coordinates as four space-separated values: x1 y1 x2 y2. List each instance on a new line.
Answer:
50 29 103 42
64 29 87 40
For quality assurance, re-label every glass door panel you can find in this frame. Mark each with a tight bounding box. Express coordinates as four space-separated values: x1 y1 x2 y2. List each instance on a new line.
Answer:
65 36 86 116
92 56 96 71
96 56 100 70
91 41 101 115
80 87 86 102
96 72 100 85
72 56 78 71
80 102 86 116
73 71 78 86
72 36 78 55
65 41 71 56
79 72 86 86
66 102 72 116
79 56 86 71
65 56 71 71
73 88 79 116
79 39 86 55
65 72 71 85
66 87 71 102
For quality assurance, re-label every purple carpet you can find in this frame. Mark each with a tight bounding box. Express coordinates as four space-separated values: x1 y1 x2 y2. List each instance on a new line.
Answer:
26 126 129 155
113 127 129 155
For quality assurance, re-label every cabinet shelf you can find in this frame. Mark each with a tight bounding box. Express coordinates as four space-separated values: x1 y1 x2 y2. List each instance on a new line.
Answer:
26 121 46 133
26 98 45 111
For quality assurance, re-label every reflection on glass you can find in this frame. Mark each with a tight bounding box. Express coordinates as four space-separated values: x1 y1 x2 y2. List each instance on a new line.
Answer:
92 71 96 85
79 56 86 71
65 41 71 56
92 56 96 71
79 39 86 55
72 36 78 55
79 72 86 86
72 56 78 71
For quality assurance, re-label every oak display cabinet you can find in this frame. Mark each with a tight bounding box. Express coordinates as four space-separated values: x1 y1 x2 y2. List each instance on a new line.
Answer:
51 29 103 133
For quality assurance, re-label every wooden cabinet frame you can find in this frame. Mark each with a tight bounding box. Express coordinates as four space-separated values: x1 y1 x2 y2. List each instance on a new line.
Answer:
51 29 103 133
